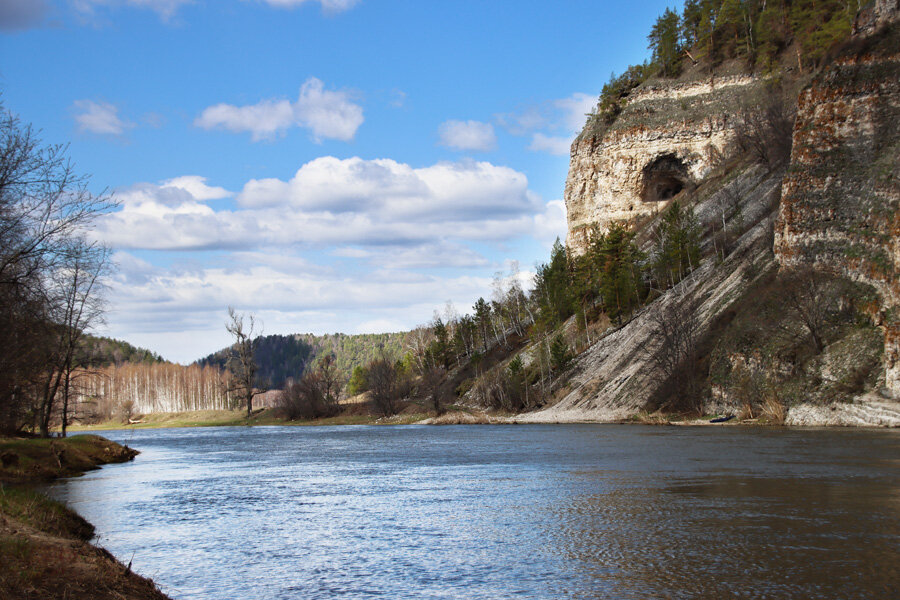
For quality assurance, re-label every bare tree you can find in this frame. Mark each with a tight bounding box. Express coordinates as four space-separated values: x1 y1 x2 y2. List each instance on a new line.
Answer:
278 358 342 421
779 267 843 354
734 87 796 169
368 350 400 417
0 108 116 289
647 301 701 412
315 353 341 406
40 245 110 437
225 307 264 418
422 364 446 415
0 103 116 435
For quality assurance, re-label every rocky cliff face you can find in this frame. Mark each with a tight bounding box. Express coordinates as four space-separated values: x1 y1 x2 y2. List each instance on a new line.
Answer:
541 2 900 424
565 75 758 253
774 5 900 395
522 164 781 422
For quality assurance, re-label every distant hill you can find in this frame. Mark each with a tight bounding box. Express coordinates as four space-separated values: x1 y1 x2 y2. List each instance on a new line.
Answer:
76 335 166 368
196 331 419 389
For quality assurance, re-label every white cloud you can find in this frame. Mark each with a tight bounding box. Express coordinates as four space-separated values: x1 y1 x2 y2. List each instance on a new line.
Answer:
528 133 571 156
496 92 598 155
554 92 597 132
237 156 537 220
105 250 496 362
258 0 361 13
495 107 547 136
194 78 363 142
0 0 48 30
438 120 497 152
96 157 543 251
162 176 232 201
533 199 567 247
332 247 370 259
389 89 407 108
72 0 192 21
73 100 134 136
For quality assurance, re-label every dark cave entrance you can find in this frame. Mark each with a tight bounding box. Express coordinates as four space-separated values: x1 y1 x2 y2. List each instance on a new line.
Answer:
641 154 691 203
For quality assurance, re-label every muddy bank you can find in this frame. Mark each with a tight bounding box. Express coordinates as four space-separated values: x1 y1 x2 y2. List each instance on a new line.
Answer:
0 435 171 600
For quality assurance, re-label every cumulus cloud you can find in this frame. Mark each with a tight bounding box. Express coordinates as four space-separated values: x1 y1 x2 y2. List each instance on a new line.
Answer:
495 107 547 137
194 78 363 142
73 100 134 136
533 199 567 247
438 120 497 152
236 156 537 220
162 176 232 201
0 0 49 30
257 0 361 13
528 133 571 156
96 157 544 251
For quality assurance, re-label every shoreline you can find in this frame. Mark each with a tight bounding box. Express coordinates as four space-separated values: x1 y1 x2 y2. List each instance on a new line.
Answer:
0 435 171 600
64 399 900 432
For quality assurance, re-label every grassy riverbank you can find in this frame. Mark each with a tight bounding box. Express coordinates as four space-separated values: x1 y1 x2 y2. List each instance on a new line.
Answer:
66 407 434 431
0 435 171 599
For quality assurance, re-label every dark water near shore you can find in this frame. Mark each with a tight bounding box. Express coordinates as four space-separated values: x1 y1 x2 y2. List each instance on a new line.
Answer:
51 425 900 599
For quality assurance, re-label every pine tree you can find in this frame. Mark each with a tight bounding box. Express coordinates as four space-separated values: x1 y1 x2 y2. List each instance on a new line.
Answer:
534 238 574 327
597 224 646 324
651 201 703 289
649 7 683 77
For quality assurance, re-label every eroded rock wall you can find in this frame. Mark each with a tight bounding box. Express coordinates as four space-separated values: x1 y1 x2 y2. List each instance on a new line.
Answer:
565 76 757 253
774 11 900 394
520 165 781 422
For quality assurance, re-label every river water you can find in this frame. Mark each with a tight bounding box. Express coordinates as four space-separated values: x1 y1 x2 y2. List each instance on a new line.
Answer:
50 425 899 599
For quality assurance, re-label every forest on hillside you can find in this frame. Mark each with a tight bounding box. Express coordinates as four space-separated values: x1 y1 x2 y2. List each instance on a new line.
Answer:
197 330 424 390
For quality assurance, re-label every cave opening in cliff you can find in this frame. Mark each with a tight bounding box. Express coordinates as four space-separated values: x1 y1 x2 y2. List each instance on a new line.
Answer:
641 154 690 203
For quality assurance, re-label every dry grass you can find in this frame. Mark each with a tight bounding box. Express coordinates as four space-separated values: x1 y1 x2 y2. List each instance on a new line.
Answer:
422 410 493 425
760 393 786 425
0 435 138 484
628 410 677 425
0 436 171 599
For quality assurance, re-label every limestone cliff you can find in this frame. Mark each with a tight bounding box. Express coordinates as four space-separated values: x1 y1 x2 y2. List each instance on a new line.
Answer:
565 75 758 253
774 2 900 395
521 164 782 422
529 1 900 425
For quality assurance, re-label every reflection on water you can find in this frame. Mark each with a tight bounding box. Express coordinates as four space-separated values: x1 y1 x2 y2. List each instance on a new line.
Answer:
50 425 900 599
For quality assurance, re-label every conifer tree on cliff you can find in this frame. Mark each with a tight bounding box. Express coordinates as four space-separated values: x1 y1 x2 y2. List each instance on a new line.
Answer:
649 7 682 77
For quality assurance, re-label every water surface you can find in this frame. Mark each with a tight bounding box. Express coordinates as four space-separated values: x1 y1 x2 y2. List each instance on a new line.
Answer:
51 425 900 599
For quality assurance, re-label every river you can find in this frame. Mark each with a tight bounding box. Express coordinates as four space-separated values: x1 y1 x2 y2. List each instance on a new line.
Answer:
49 425 900 599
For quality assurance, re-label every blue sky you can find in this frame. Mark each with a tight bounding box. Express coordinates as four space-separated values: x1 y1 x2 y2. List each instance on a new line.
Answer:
1 0 674 363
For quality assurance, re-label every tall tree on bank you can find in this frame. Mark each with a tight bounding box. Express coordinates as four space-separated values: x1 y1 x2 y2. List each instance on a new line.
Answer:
0 103 115 435
41 246 110 437
225 307 263 418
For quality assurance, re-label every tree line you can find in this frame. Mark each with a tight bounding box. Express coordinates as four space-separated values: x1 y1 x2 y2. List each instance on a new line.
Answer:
72 362 234 421
596 0 860 126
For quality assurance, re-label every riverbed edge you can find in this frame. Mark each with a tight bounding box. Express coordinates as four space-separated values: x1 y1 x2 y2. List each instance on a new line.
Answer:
0 435 172 600
63 399 900 430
